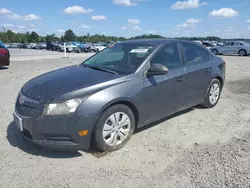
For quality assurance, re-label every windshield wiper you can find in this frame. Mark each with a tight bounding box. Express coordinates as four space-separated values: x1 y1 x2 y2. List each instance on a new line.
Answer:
83 64 119 75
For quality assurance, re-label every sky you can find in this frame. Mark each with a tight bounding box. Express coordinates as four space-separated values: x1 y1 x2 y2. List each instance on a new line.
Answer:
0 0 250 38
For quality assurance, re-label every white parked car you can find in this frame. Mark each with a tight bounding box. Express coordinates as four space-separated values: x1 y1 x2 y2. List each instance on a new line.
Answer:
58 42 78 52
91 43 107 52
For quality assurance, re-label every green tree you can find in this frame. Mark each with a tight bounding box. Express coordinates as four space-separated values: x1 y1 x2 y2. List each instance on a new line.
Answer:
29 31 39 42
64 29 76 41
46 34 56 42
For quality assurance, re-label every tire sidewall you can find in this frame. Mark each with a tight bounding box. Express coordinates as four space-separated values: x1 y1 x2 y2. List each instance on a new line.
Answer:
212 49 218 55
94 104 135 152
239 50 246 56
204 79 222 108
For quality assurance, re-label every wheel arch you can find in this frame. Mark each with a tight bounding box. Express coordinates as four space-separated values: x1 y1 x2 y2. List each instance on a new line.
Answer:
238 49 247 54
215 76 224 88
99 99 139 128
89 99 140 147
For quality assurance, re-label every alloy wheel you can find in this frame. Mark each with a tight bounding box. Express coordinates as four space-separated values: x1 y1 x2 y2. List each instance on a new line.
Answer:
239 50 246 56
209 83 220 105
102 112 131 146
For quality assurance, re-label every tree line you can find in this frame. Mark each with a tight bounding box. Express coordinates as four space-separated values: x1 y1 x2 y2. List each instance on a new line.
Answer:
0 28 248 43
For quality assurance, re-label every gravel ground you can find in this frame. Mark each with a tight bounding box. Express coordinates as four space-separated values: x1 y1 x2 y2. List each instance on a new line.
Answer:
0 54 250 188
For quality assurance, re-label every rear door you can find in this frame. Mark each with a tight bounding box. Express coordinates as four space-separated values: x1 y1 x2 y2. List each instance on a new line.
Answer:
232 42 243 54
181 42 213 107
220 42 233 54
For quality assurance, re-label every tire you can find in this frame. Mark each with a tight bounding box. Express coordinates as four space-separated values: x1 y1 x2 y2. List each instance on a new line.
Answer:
238 49 247 56
94 104 135 152
212 49 218 55
201 79 222 108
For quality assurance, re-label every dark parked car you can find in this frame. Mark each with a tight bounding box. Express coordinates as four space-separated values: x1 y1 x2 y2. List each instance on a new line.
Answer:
0 41 10 67
13 39 226 152
18 43 28 49
46 41 60 51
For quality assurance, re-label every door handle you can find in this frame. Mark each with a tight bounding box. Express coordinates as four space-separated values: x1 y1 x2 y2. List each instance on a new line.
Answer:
204 68 210 73
176 76 185 82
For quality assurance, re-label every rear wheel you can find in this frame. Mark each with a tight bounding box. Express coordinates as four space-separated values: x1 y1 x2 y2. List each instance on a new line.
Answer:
94 104 135 152
201 79 222 108
238 49 247 56
212 49 218 55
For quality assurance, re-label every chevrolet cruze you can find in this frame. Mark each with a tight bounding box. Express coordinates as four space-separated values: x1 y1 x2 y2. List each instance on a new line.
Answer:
13 39 226 152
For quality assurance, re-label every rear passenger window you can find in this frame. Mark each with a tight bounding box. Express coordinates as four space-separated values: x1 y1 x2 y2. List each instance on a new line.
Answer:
183 43 209 64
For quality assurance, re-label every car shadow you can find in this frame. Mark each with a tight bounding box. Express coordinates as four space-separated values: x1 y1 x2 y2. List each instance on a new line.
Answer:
135 106 204 134
0 67 8 70
7 105 206 158
7 121 83 158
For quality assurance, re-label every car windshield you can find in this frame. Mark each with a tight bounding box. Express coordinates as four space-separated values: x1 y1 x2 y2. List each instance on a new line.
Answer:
81 44 155 75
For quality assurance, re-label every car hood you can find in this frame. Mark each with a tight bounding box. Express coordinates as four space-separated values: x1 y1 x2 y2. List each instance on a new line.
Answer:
21 65 122 103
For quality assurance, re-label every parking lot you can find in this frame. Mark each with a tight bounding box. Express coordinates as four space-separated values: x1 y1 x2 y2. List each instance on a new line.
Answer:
9 49 95 61
1 51 250 187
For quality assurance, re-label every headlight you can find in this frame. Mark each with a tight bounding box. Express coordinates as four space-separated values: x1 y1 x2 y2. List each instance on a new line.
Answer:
43 98 82 116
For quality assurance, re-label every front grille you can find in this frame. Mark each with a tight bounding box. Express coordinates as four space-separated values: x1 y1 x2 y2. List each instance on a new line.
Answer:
16 102 35 117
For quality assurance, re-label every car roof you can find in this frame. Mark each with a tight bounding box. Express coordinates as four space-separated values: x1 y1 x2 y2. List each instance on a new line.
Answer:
118 38 198 46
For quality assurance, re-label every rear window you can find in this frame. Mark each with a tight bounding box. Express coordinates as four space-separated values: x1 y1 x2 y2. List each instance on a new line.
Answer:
183 43 210 64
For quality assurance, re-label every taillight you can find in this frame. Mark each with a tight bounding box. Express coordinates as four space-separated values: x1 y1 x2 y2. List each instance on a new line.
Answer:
0 49 8 55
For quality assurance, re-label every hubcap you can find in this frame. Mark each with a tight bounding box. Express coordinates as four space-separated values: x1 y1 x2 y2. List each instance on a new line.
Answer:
209 83 220 105
239 50 245 56
212 50 217 55
102 112 131 146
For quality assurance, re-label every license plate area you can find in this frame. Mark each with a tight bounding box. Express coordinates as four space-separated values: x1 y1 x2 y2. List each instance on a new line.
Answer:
13 112 23 131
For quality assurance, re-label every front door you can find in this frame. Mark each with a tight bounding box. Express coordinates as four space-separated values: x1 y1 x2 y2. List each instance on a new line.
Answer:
139 43 187 125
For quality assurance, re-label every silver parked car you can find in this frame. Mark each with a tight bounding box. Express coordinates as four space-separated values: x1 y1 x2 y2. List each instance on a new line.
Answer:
210 41 250 56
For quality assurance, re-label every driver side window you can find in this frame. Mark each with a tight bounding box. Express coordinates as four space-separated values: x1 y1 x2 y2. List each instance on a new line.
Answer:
224 42 233 46
97 51 124 63
92 47 124 64
150 43 181 70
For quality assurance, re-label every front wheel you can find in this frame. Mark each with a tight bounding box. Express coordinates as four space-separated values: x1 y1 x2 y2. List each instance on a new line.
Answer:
94 105 135 152
201 79 222 108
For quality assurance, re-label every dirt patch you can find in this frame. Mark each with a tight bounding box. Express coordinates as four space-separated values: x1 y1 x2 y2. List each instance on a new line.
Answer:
226 79 250 95
156 134 250 187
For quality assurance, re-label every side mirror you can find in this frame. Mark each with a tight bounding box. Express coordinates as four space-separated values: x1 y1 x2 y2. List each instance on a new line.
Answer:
147 63 169 76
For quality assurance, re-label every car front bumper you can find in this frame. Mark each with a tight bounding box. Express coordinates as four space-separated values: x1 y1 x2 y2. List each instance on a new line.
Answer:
13 97 93 151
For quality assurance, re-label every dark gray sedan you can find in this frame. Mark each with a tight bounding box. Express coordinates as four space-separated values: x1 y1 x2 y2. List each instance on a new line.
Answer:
13 39 226 152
